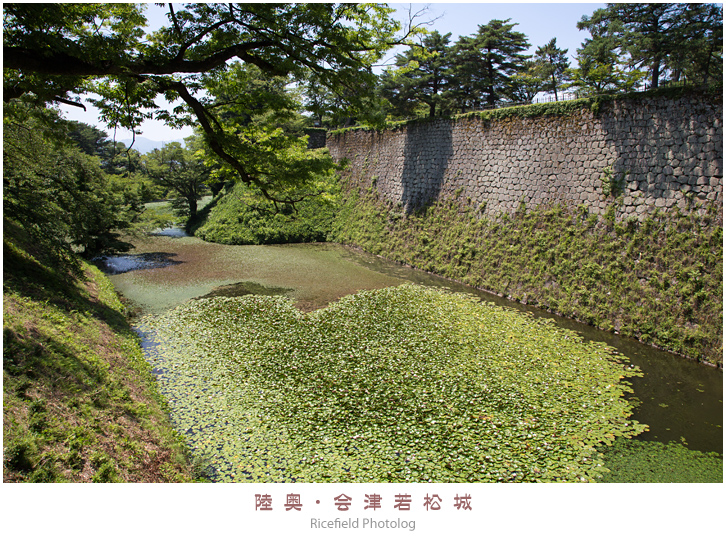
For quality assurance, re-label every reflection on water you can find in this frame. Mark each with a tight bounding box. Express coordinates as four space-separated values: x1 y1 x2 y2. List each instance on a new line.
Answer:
150 227 188 238
105 234 723 455
93 252 182 274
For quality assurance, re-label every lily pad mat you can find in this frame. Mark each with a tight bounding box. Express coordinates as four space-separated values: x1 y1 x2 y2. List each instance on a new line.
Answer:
140 284 647 482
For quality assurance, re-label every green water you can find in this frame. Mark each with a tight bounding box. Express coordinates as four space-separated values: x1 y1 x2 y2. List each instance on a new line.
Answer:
104 230 723 456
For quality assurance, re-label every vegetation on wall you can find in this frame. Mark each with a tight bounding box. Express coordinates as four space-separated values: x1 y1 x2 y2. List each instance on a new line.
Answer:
331 188 722 366
331 83 722 136
3 221 195 482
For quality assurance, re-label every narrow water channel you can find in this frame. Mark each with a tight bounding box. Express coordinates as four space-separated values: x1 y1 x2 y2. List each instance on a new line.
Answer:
100 229 723 456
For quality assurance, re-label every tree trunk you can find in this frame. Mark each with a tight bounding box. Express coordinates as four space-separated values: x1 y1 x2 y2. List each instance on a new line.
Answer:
651 57 661 89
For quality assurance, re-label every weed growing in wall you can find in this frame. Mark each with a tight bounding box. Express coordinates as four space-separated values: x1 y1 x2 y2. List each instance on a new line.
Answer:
600 166 628 198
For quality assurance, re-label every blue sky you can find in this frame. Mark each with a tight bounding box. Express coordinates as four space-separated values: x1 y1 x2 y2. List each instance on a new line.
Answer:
60 2 606 141
388 3 605 63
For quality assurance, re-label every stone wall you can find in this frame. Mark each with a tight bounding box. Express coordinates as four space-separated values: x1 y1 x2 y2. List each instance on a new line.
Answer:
327 93 723 220
304 128 328 149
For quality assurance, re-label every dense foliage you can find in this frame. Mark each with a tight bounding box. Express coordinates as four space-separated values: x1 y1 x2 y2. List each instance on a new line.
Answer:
378 30 455 118
193 179 337 245
578 3 723 90
3 102 132 260
143 139 211 220
331 191 722 366
377 3 722 121
4 3 417 203
140 285 646 482
197 63 341 207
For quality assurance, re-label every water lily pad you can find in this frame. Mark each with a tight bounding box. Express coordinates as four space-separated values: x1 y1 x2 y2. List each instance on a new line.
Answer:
140 284 647 482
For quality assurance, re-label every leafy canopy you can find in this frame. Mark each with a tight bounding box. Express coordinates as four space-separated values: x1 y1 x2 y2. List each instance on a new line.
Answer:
143 138 210 220
4 3 421 203
379 30 455 119
451 19 531 107
532 38 570 102
3 101 132 260
577 3 723 89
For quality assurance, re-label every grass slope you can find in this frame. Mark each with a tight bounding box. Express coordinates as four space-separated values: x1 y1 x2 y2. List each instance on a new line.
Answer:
331 190 723 366
3 221 194 482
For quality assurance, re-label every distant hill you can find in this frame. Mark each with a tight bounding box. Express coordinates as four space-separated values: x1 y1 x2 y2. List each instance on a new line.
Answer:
119 136 185 154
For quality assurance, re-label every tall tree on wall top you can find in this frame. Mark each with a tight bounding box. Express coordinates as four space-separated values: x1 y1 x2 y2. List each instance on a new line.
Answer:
451 19 530 108
533 38 570 102
379 30 455 118
578 3 723 89
567 34 646 96
667 3 723 86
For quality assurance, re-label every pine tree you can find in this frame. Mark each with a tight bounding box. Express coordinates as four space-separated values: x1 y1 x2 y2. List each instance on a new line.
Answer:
379 30 454 118
533 38 570 101
451 19 530 108
577 3 721 90
568 36 645 96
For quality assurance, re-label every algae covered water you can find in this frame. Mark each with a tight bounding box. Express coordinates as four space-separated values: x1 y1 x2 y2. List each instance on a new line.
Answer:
102 230 722 471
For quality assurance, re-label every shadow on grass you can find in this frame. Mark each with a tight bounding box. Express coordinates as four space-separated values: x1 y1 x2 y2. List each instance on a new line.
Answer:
4 221 132 336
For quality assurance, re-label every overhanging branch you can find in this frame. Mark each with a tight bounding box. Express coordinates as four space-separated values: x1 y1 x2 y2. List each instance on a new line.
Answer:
3 41 281 77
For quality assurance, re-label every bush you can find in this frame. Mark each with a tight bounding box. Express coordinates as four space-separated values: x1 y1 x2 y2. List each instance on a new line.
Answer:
194 180 338 244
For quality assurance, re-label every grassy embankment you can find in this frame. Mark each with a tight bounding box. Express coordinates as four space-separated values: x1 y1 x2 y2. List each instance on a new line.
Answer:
3 220 195 482
331 190 723 367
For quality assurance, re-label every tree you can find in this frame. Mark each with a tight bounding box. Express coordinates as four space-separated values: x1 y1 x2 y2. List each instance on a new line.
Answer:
301 69 354 128
66 120 144 176
577 3 721 90
533 38 570 101
451 19 530 108
567 36 645 96
379 30 455 118
196 62 339 210
508 60 542 104
666 3 723 86
4 3 421 205
3 100 131 259
144 139 210 220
